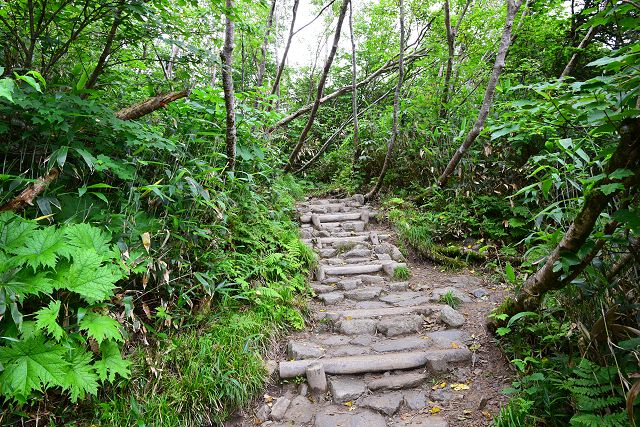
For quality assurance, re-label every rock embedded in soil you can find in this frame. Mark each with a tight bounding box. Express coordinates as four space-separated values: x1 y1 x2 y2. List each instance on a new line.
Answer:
403 390 428 410
338 318 378 335
397 416 449 427
318 291 344 305
269 396 291 421
256 404 271 422
358 391 403 415
288 341 326 359
372 336 431 353
328 377 367 402
440 306 465 328
367 372 426 390
314 408 387 427
471 287 489 298
345 287 383 301
283 395 314 424
377 315 423 337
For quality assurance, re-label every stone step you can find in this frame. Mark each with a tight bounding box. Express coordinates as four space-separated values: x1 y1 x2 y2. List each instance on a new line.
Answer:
278 348 471 378
317 263 384 279
316 304 437 321
317 220 366 232
300 211 366 223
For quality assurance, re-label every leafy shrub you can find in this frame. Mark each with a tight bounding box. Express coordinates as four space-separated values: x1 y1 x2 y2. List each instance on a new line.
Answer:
0 213 130 404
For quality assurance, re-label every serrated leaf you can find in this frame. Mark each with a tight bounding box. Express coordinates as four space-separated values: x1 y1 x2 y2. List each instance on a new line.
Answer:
94 340 130 382
608 168 634 180
598 183 624 195
35 300 65 341
0 213 37 252
64 223 111 254
12 227 67 271
55 250 120 303
0 336 68 402
79 313 122 344
62 349 99 402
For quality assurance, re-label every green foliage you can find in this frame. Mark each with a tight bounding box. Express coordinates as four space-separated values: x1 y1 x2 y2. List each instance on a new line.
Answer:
393 266 410 280
439 290 462 309
0 214 129 405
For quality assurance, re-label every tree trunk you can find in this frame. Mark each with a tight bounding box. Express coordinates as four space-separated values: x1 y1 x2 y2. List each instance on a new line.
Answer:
256 0 277 89
364 0 405 200
439 0 454 118
270 0 300 98
506 119 640 315
114 90 190 120
437 0 523 187
220 0 238 171
349 1 361 165
560 25 597 79
284 0 350 171
82 1 124 97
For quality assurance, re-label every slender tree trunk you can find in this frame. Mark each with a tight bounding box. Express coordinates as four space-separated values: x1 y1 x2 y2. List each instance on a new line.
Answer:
114 91 190 120
560 25 597 79
364 0 405 200
349 1 361 165
440 0 454 118
256 0 277 89
220 0 238 171
269 48 427 131
82 1 124 96
505 119 640 315
296 86 395 173
270 0 300 98
437 0 523 187
284 0 350 171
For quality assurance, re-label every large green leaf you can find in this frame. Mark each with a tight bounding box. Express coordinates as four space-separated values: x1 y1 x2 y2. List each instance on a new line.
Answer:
62 350 99 402
79 312 123 344
0 336 68 402
12 227 67 271
35 300 65 341
55 250 120 303
94 340 131 382
64 223 112 254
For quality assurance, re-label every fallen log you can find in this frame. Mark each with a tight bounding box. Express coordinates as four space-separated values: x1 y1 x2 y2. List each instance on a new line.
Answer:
114 90 190 121
0 168 60 212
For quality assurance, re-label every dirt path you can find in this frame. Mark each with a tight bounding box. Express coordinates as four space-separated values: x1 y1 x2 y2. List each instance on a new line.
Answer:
227 195 513 426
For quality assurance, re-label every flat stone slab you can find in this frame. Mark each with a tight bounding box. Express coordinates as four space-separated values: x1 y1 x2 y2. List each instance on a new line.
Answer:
318 291 344 305
337 279 361 290
324 264 383 276
379 291 423 304
344 248 373 258
283 395 314 424
319 305 435 321
359 274 386 284
367 372 426 390
351 335 375 346
345 287 383 301
330 345 369 357
338 318 378 335
316 334 352 346
358 392 403 415
427 330 470 348
314 407 387 427
395 296 431 307
329 377 366 402
312 283 336 294
354 301 392 309
288 341 326 359
372 336 432 353
389 281 409 291
403 389 428 410
377 315 423 337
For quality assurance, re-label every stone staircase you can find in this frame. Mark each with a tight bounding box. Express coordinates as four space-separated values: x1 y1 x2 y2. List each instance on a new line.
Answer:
254 195 477 427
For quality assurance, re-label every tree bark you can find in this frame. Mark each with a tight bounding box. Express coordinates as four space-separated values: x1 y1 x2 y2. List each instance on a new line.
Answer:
270 0 300 98
506 119 640 315
220 0 238 171
114 91 189 121
82 1 124 97
0 168 60 212
284 0 350 171
560 25 597 79
256 0 277 89
607 237 640 282
269 48 428 131
437 0 523 187
349 1 361 164
364 0 405 200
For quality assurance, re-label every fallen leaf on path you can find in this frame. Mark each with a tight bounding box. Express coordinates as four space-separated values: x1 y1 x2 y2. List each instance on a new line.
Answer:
430 407 441 414
482 410 492 419
451 383 470 391
432 382 447 390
